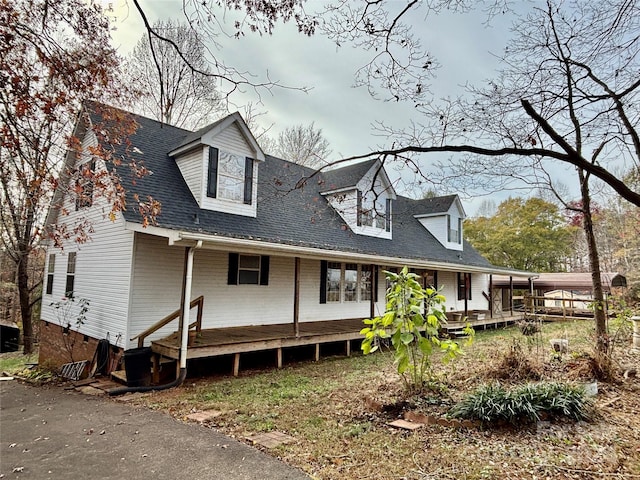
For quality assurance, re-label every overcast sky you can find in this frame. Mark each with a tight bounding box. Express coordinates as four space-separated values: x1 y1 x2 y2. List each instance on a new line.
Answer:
105 1 547 214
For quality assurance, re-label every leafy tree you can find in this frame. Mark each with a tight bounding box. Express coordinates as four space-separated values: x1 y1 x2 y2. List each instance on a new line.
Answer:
271 123 332 167
124 19 226 129
464 197 574 272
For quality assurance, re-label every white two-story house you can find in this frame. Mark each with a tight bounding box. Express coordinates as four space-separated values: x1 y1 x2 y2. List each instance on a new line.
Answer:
39 102 531 375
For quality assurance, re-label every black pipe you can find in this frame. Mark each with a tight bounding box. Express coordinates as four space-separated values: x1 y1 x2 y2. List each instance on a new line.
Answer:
107 368 186 396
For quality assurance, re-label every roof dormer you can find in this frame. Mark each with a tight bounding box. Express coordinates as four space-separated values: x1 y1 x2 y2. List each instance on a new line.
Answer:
414 195 466 251
169 112 265 217
321 160 396 239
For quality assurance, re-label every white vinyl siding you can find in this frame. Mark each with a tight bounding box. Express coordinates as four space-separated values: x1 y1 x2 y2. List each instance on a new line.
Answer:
205 122 254 154
39 129 135 344
437 271 489 312
175 148 204 204
128 242 294 343
325 190 358 229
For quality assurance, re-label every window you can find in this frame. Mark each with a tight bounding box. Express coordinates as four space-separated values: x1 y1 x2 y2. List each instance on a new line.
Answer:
457 272 472 301
65 252 76 297
207 147 254 204
326 262 341 302
320 261 373 303
45 254 55 295
75 160 95 210
358 191 390 230
360 265 373 301
447 215 462 244
423 270 437 290
227 253 269 285
344 263 358 302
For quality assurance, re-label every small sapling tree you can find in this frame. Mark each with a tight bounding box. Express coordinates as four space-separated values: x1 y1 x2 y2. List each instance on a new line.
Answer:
50 295 90 365
361 266 473 393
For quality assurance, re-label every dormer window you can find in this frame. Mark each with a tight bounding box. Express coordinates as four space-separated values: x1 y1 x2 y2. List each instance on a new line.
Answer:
447 215 462 244
357 191 391 232
207 147 254 205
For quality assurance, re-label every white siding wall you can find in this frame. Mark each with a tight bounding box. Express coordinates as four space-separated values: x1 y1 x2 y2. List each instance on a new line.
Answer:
437 271 490 312
208 123 256 155
40 131 135 345
418 216 448 246
127 246 388 346
192 251 296 327
128 240 297 346
127 234 185 348
325 190 357 229
175 148 204 204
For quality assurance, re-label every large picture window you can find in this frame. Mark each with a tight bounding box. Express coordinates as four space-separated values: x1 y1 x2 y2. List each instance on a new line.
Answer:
207 147 254 205
320 261 373 303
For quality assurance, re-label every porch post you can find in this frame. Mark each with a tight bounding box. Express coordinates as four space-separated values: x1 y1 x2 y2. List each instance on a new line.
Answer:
369 264 375 319
293 256 300 337
489 274 493 319
509 276 514 316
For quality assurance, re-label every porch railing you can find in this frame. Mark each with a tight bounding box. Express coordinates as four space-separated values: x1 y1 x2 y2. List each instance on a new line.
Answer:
130 296 204 348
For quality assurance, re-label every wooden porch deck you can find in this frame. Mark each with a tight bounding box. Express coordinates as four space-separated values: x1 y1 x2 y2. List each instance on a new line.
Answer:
151 318 365 377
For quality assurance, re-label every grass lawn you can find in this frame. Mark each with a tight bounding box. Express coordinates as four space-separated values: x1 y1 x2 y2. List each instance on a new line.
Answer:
16 318 639 479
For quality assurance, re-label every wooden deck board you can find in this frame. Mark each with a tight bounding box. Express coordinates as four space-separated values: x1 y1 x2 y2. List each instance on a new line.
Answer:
151 318 365 360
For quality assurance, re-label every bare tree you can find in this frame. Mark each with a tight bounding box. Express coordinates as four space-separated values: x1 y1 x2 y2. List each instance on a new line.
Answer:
320 0 639 358
129 0 316 109
271 123 332 168
124 19 226 129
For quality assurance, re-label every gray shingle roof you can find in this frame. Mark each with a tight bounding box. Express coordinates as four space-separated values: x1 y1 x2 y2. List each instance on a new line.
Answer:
87 105 499 271
412 195 458 215
319 159 378 192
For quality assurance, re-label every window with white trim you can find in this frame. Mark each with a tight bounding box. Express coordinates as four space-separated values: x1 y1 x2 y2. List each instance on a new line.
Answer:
65 252 76 297
227 253 269 285
358 191 391 231
321 262 373 303
45 254 55 295
447 215 462 244
207 147 254 204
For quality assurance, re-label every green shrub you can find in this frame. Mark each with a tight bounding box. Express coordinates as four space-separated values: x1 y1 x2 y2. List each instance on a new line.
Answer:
450 382 594 424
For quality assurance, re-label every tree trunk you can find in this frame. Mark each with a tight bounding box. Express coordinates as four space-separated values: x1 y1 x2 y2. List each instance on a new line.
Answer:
578 169 608 354
16 252 34 354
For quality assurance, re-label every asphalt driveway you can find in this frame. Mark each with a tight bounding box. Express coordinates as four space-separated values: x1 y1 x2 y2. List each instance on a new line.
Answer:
0 380 310 479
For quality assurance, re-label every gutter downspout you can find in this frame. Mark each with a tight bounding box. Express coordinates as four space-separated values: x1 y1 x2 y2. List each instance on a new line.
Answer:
109 241 201 396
